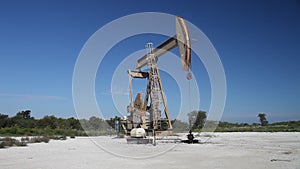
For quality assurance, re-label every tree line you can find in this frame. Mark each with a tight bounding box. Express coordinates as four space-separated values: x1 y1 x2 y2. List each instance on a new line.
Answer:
187 111 300 132
0 110 121 136
1 110 299 136
0 110 82 130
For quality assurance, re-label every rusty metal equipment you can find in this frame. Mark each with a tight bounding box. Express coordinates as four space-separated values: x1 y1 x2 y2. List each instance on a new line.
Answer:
121 16 191 137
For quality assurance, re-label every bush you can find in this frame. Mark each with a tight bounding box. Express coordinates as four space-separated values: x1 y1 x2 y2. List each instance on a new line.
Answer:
29 136 50 143
42 136 50 143
21 136 29 142
0 137 27 148
29 137 41 143
0 141 5 148
14 140 27 147
49 135 66 140
3 137 15 146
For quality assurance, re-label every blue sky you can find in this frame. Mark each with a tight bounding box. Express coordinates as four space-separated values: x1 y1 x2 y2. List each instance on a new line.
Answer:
0 0 299 123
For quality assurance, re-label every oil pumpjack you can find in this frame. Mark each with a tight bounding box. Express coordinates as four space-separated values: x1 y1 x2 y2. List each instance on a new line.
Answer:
121 16 192 138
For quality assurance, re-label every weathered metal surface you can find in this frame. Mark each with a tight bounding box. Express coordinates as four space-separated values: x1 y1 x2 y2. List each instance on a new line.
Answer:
127 70 149 79
136 36 177 70
136 16 191 71
123 16 191 137
176 16 191 71
126 138 153 144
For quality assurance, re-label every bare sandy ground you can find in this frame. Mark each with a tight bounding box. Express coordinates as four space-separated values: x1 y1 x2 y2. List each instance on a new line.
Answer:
0 132 299 169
